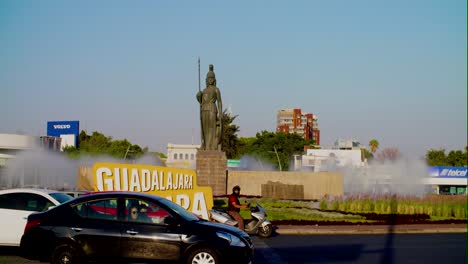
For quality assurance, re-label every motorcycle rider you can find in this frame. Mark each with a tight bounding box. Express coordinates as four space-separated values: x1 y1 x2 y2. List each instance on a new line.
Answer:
227 185 249 231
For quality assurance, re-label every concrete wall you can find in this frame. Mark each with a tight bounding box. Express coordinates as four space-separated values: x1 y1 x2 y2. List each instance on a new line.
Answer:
227 170 343 200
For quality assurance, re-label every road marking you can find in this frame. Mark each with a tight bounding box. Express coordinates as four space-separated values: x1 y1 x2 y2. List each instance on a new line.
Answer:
253 237 286 264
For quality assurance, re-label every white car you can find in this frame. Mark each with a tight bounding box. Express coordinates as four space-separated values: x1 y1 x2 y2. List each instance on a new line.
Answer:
0 188 73 246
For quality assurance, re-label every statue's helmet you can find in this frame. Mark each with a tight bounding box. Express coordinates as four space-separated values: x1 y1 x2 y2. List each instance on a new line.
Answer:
206 64 216 79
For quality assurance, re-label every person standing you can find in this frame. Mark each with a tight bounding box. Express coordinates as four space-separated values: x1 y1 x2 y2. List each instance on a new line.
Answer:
227 185 249 231
196 64 223 150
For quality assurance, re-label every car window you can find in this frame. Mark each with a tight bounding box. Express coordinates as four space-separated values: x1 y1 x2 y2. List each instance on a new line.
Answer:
125 198 170 224
157 197 200 222
0 193 54 212
0 193 15 210
73 198 118 221
49 192 73 203
64 191 87 198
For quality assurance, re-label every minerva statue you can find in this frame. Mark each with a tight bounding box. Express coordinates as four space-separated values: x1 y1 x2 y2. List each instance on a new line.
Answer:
196 64 223 150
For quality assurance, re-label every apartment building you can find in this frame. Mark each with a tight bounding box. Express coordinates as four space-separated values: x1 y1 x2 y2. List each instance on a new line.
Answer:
276 108 320 145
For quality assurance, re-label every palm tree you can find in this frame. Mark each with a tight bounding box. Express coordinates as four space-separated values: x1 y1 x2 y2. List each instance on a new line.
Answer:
369 139 379 154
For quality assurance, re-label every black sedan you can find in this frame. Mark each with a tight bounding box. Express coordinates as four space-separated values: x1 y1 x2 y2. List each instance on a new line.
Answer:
20 191 254 264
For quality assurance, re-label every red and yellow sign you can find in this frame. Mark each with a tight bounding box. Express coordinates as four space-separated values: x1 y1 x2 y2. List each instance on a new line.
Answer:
92 163 213 220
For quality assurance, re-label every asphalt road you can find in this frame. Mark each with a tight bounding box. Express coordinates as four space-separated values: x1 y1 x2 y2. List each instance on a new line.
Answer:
0 246 31 264
1 233 466 264
252 233 467 264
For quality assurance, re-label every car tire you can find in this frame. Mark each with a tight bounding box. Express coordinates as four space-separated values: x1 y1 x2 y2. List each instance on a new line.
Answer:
258 224 273 238
51 244 81 264
186 247 219 264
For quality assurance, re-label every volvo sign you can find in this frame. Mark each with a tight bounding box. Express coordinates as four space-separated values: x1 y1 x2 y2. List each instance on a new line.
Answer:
47 120 80 149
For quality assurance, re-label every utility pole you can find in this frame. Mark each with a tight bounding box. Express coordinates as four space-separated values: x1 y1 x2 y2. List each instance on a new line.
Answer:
274 145 282 171
124 146 130 160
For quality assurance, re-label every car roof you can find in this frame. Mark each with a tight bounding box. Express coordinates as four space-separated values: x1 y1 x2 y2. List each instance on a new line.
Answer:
69 191 165 203
0 188 65 195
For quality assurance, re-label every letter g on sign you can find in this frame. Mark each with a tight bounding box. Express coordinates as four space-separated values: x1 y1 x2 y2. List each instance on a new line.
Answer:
96 167 113 191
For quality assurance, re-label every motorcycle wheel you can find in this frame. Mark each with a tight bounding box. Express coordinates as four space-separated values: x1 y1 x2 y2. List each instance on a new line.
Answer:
258 224 273 238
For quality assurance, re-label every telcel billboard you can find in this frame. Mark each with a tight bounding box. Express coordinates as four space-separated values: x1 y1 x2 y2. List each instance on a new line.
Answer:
47 120 79 149
429 167 467 178
93 163 213 220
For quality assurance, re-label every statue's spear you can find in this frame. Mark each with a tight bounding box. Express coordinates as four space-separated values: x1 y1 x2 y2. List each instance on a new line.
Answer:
198 57 201 92
198 57 204 149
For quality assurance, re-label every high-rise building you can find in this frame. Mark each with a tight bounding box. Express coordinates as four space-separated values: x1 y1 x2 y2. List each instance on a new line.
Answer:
276 108 320 145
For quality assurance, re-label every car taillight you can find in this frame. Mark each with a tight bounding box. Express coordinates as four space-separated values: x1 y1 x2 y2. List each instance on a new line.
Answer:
24 219 41 234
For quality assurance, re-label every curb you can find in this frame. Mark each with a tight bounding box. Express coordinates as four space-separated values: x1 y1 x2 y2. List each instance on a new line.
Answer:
274 225 467 235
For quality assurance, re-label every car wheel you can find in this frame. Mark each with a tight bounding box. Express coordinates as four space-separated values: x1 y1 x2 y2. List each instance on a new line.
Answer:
187 248 219 264
51 244 81 264
258 224 273 238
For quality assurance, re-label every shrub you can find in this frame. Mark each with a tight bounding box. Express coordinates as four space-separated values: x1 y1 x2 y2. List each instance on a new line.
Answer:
319 199 328 210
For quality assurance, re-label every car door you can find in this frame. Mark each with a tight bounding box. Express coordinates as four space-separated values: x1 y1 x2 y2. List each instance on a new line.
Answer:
120 198 183 261
0 192 55 246
69 198 121 259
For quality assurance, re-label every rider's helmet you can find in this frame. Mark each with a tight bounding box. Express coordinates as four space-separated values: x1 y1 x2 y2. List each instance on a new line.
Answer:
232 185 241 192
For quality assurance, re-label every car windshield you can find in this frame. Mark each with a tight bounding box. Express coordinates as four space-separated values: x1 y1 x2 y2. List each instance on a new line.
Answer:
50 192 74 204
157 198 200 222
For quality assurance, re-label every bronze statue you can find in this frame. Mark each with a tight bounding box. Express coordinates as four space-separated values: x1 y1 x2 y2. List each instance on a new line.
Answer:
196 64 223 150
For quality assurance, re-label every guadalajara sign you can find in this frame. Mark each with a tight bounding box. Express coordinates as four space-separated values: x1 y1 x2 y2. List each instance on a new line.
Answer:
93 162 213 220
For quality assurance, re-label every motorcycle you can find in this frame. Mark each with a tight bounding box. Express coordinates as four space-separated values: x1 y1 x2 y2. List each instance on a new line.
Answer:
209 200 274 238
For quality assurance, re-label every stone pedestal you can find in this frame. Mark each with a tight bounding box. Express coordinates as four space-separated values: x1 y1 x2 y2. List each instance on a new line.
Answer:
196 150 227 196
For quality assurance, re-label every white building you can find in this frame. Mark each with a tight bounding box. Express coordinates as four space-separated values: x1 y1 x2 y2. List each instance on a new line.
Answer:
166 143 200 169
334 138 361 149
300 148 365 172
424 167 467 194
0 134 39 168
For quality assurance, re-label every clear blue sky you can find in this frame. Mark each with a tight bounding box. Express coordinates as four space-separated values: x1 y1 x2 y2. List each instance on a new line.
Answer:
1 0 466 158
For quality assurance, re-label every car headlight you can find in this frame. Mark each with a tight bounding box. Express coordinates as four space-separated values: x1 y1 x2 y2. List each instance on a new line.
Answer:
216 232 246 247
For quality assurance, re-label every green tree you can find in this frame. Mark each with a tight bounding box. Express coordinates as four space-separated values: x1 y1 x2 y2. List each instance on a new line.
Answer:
65 130 146 159
220 109 241 159
237 137 256 158
151 152 167 159
446 150 467 167
241 131 312 170
79 130 90 146
425 149 447 166
62 145 80 159
108 139 132 158
425 148 467 167
368 139 379 154
108 139 144 160
79 131 112 154
360 148 373 161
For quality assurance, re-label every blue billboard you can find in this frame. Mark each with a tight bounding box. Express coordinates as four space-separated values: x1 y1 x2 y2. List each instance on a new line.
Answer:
429 167 467 178
47 121 80 147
